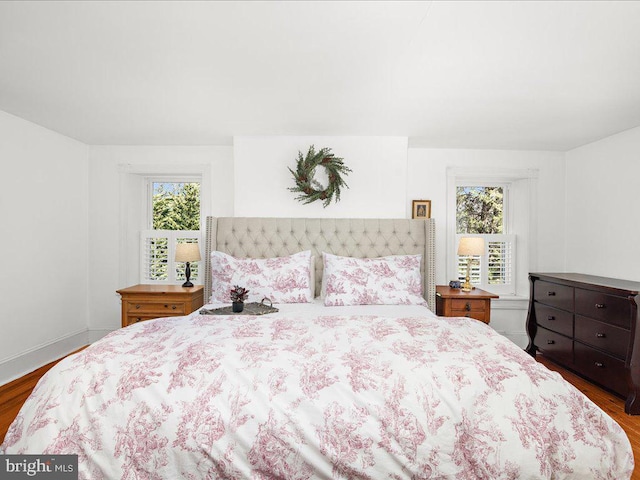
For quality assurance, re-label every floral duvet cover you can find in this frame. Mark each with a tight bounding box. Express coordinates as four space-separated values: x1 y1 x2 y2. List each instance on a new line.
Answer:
1 308 633 479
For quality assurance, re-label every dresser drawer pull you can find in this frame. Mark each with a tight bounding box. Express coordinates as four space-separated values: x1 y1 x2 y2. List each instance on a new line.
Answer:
594 361 604 368
547 291 556 296
595 303 606 309
547 315 555 321
465 302 471 311
135 305 140 309
172 305 177 310
596 332 606 338
547 340 555 345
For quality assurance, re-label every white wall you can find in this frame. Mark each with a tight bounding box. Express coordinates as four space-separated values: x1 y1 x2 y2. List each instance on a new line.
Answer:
0 110 89 384
88 145 234 331
565 126 640 281
234 136 408 218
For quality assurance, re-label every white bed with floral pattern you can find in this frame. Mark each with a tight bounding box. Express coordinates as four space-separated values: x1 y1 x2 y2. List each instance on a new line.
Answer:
0 217 633 478
1 301 633 478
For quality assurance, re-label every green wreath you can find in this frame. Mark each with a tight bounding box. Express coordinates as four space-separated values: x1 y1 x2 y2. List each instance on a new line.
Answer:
288 145 352 208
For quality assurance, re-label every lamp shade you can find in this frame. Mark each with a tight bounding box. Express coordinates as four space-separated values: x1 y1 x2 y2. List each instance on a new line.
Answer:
175 243 201 263
457 237 485 256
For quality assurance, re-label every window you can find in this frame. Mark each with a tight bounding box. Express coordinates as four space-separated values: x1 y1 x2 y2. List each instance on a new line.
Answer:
452 182 516 295
140 180 202 284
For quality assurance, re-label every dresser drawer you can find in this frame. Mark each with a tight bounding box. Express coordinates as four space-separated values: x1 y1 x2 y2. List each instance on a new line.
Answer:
534 303 573 337
574 343 627 395
451 298 486 312
575 315 629 359
125 301 186 315
575 289 631 329
536 327 573 364
534 281 574 311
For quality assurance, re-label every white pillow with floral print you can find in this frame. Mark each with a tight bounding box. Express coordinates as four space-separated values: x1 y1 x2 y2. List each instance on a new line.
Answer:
210 250 313 304
322 252 427 306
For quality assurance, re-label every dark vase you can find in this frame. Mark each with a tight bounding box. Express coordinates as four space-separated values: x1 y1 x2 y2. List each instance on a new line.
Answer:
232 301 244 313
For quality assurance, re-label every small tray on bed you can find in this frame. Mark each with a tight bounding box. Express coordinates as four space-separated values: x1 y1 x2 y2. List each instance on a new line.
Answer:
199 301 279 316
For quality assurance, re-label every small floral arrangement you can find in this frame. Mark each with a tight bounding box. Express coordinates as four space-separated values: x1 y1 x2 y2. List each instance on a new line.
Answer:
230 285 249 303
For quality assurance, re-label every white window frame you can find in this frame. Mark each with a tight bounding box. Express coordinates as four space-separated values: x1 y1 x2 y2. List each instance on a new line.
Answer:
447 168 538 298
117 164 211 289
141 176 203 284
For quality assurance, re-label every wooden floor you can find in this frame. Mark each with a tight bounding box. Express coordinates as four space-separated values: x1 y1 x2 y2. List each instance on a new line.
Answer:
0 353 638 478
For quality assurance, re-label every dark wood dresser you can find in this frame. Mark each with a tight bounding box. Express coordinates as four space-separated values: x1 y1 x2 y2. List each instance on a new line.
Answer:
526 273 640 414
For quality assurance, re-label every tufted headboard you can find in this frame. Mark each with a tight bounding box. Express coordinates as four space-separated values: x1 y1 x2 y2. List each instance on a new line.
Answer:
204 217 436 311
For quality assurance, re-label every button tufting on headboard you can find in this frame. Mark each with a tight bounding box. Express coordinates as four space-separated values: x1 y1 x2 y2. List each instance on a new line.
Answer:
204 217 436 311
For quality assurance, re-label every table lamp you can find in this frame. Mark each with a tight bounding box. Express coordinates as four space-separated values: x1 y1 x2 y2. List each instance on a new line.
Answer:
457 237 485 292
175 243 201 287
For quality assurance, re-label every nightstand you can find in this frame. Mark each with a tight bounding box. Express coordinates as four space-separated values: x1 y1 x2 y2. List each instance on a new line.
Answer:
435 285 499 324
116 284 205 327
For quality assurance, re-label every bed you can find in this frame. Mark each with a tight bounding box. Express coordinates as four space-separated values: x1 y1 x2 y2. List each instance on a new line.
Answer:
1 217 634 479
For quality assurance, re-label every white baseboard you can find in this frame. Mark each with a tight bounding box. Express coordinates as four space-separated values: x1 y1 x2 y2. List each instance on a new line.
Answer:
0 328 116 387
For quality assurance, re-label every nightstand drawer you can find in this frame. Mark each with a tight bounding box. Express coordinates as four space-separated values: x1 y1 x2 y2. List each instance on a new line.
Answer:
117 285 205 328
450 299 486 312
125 301 186 315
451 310 487 323
124 315 162 326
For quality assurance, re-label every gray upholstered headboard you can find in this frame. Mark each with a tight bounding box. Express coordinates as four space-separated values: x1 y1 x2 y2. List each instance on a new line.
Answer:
204 217 436 311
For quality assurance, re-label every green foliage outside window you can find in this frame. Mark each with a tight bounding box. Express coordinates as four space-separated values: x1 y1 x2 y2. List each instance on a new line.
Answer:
456 186 503 234
147 182 200 282
152 182 201 230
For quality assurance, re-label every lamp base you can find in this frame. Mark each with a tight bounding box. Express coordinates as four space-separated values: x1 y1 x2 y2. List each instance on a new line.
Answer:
182 261 193 288
461 259 473 292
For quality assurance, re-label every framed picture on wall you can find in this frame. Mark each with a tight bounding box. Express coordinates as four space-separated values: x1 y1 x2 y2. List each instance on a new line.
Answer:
412 200 431 219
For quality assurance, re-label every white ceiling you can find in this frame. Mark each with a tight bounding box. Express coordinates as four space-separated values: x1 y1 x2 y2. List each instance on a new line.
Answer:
1 1 639 150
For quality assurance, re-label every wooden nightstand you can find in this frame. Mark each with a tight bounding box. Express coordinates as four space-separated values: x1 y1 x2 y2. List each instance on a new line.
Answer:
436 285 499 324
116 284 205 327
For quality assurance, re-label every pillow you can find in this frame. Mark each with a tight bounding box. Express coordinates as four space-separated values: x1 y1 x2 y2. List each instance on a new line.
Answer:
210 250 313 304
322 252 426 307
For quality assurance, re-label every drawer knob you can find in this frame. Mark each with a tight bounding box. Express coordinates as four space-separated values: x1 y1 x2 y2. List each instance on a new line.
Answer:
547 291 556 296
547 315 555 321
135 305 140 309
465 302 471 311
172 305 177 310
547 340 555 345
164 304 168 308
595 303 606 309
596 332 606 338
594 361 604 368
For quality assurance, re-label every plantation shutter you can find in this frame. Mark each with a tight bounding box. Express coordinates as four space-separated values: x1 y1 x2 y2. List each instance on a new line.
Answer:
456 234 516 295
140 230 201 284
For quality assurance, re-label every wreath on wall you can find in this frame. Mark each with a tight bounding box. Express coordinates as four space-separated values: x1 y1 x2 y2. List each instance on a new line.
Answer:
288 145 352 208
